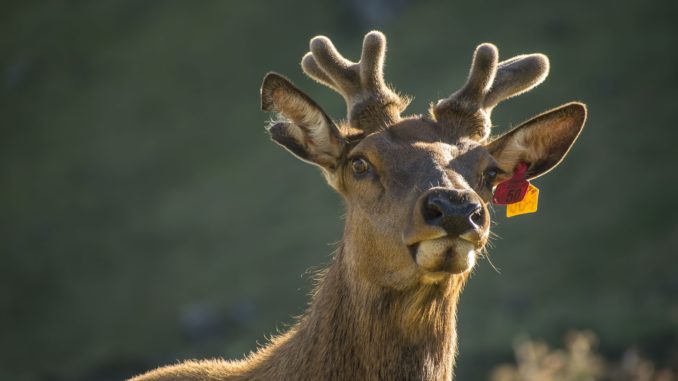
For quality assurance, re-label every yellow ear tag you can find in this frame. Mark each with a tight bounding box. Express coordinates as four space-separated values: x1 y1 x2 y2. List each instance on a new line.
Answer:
506 183 539 217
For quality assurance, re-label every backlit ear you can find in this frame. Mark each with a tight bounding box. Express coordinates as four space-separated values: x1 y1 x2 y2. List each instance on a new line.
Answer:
261 73 345 170
486 102 587 180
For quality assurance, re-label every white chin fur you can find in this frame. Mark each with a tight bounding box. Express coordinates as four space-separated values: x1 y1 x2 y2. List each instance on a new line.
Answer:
416 238 476 276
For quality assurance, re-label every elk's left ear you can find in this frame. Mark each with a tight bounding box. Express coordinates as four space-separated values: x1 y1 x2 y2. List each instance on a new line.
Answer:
486 102 587 180
261 72 345 171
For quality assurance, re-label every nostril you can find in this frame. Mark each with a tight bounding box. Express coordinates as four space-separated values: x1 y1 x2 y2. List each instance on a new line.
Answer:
423 199 444 223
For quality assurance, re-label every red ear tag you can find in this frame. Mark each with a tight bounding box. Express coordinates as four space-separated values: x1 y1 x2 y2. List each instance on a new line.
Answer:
492 162 530 205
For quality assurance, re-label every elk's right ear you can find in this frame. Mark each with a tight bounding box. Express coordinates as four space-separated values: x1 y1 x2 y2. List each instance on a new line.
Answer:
261 73 345 170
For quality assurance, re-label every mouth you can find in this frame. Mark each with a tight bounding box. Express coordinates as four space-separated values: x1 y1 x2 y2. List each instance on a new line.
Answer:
406 231 485 277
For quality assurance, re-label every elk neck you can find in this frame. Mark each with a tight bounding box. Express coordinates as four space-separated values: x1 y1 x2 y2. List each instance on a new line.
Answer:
257 225 469 380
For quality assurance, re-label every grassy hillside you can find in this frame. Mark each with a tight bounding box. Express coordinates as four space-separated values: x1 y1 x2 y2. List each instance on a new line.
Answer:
1 1 676 380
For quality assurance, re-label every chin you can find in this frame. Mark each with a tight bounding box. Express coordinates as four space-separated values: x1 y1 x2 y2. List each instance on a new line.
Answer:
415 238 477 281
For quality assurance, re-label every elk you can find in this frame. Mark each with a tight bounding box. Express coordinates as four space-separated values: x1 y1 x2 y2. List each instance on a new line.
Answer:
131 31 586 381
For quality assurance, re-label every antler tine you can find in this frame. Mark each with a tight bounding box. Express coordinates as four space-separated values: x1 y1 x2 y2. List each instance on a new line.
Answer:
307 36 359 95
433 43 550 142
301 31 408 132
301 52 339 92
359 32 387 92
483 53 549 110
457 43 499 104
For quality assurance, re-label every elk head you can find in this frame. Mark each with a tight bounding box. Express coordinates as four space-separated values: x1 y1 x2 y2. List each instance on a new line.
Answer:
261 31 586 289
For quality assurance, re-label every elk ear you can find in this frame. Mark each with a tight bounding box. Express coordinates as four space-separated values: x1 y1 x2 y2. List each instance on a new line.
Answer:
486 102 587 180
261 73 345 170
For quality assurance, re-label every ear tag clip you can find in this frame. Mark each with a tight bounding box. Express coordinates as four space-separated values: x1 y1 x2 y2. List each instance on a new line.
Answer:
492 162 540 217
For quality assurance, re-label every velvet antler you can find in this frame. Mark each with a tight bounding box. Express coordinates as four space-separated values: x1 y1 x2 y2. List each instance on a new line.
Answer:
433 43 550 141
301 31 409 133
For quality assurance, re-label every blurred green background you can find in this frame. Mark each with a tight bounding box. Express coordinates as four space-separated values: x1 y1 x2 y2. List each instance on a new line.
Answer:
1 1 677 380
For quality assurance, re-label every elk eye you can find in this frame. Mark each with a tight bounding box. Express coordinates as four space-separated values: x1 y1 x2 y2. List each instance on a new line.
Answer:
484 168 498 184
350 157 370 175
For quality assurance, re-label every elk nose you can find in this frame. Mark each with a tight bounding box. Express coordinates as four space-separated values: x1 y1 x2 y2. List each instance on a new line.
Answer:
422 190 484 236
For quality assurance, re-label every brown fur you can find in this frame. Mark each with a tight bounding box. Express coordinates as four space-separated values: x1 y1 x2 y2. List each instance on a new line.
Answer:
131 31 587 381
